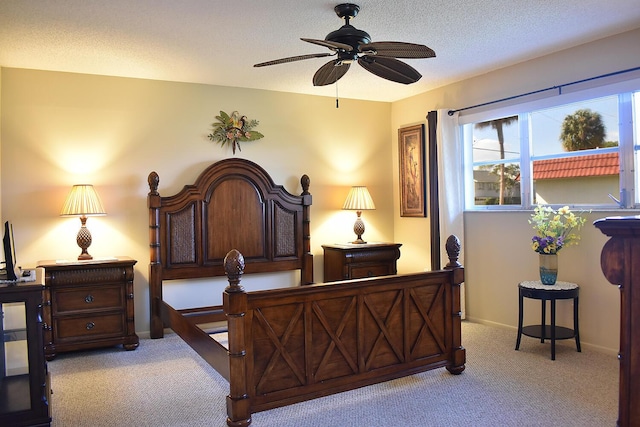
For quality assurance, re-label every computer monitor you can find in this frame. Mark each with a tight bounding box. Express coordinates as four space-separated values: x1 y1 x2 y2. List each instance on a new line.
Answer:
1 221 18 281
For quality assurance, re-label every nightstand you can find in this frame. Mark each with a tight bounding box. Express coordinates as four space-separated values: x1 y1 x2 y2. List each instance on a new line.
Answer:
322 243 402 282
37 257 138 360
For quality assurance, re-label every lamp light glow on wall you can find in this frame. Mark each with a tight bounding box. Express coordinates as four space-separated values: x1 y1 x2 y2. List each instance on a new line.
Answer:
60 184 106 260
342 186 376 244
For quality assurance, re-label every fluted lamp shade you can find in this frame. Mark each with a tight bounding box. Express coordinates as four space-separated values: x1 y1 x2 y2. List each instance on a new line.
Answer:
342 186 376 244
60 184 106 260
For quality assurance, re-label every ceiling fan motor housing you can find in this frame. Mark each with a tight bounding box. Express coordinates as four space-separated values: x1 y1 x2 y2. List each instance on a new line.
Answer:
326 25 371 61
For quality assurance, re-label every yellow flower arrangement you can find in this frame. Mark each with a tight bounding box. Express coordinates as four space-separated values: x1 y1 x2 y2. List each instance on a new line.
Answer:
529 205 586 254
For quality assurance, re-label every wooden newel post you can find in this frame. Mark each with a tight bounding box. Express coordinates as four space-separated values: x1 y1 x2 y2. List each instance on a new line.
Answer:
147 171 164 339
594 216 640 427
223 249 251 427
444 234 466 375
300 174 314 285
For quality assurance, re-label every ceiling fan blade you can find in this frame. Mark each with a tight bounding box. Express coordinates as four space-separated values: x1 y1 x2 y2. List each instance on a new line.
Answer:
254 52 333 67
313 60 351 86
357 56 422 84
302 38 353 52
359 41 436 59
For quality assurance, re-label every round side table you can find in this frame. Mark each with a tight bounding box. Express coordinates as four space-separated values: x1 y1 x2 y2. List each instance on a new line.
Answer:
515 280 581 360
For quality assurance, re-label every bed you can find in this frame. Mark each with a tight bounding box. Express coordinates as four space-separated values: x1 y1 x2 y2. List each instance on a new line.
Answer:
147 158 465 427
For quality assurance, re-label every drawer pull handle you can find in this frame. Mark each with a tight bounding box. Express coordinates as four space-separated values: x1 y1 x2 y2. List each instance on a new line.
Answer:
86 322 95 330
85 295 94 303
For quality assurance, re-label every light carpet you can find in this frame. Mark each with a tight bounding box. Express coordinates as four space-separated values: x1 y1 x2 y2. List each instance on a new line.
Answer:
47 321 618 427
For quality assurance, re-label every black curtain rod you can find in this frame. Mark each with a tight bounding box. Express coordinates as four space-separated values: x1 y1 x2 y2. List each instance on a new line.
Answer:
447 66 640 116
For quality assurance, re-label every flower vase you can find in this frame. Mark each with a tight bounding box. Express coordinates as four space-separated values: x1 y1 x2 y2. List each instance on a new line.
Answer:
539 253 558 285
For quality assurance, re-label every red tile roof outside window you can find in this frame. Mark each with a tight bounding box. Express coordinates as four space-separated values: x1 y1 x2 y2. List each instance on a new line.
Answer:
533 152 619 180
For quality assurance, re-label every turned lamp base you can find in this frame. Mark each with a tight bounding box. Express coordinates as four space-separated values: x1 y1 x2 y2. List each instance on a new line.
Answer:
76 216 94 260
352 211 367 244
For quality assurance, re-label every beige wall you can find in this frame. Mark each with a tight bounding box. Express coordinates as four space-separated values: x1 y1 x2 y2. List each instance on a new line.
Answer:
391 28 640 353
536 176 619 205
2 27 638 352
0 68 393 333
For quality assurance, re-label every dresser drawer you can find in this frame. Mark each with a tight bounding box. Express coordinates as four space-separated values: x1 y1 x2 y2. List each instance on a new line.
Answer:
54 313 125 341
53 285 124 315
350 264 392 279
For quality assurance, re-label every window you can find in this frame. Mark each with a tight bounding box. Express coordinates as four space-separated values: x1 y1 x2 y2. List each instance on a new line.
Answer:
463 87 639 210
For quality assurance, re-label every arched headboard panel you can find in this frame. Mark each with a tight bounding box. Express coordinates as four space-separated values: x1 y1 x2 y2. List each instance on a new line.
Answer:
148 158 312 337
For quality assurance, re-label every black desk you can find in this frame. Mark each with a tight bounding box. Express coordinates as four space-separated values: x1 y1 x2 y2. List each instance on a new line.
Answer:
0 281 51 426
515 280 581 360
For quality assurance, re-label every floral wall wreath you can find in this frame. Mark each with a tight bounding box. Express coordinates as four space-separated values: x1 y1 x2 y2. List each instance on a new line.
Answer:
208 110 264 154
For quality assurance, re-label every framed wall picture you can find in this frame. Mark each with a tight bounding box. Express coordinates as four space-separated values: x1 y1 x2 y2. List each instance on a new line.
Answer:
398 124 426 217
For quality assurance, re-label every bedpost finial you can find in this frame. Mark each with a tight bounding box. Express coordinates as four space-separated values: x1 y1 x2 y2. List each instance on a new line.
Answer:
301 174 310 195
445 235 462 268
224 249 245 292
148 171 159 195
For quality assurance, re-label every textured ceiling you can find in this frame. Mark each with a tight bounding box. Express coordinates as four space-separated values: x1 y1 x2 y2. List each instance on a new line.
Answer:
1 0 639 102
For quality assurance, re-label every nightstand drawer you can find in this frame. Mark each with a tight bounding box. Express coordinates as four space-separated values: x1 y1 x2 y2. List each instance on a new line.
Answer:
350 264 392 279
53 285 124 314
54 313 125 341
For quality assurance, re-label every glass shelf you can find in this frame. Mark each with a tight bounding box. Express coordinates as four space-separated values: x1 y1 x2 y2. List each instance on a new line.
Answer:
1 301 30 414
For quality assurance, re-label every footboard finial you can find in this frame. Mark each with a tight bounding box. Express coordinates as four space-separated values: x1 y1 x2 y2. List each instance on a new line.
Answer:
224 249 245 292
445 235 461 268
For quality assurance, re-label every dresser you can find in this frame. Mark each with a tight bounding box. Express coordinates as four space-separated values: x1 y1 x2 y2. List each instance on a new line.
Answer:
322 243 401 282
595 216 640 427
37 257 138 360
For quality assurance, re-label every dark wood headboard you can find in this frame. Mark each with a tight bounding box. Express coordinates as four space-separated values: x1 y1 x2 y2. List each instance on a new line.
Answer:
147 158 313 337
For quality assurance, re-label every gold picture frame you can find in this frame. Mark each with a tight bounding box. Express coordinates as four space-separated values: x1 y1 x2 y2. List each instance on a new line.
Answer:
399 124 426 217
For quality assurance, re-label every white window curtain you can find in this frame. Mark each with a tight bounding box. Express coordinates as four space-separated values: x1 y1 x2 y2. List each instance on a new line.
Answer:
436 109 465 317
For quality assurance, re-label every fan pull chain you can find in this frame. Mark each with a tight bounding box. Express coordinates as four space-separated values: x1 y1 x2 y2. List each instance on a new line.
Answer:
335 80 339 108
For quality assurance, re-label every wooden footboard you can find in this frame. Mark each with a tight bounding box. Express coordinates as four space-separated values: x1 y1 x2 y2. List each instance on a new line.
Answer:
223 235 465 427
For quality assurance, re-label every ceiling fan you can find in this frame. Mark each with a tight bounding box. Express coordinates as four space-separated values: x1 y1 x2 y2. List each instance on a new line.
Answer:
254 3 435 86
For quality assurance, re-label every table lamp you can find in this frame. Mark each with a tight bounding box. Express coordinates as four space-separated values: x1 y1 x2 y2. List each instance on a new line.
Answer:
342 186 376 244
60 184 106 260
